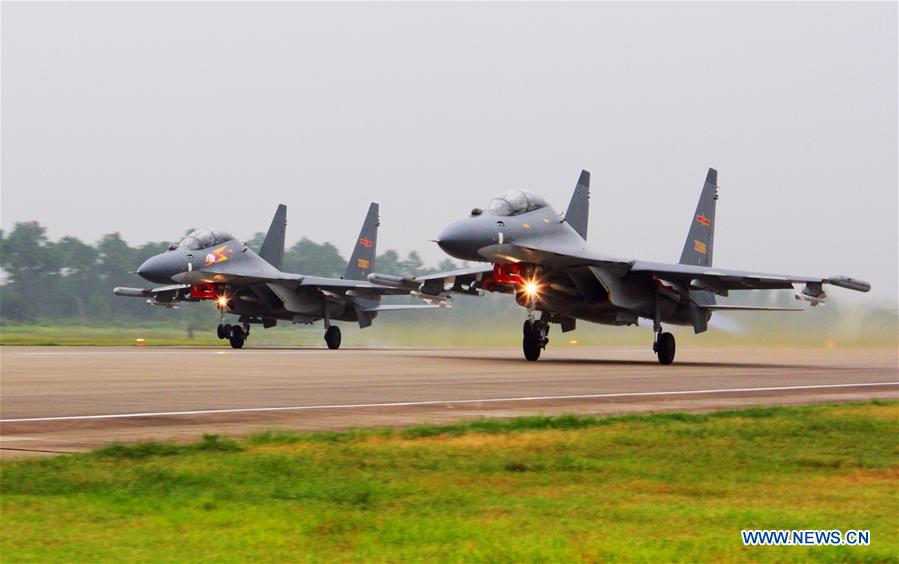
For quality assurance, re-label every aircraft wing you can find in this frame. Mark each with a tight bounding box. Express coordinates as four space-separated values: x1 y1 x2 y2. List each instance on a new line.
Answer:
367 265 495 299
629 261 870 294
478 241 870 296
297 276 412 295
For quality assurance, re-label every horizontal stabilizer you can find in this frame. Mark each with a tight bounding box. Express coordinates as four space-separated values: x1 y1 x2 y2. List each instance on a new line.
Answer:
699 305 802 312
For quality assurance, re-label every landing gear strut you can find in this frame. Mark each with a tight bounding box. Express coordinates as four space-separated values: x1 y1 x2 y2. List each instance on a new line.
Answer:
522 319 549 361
324 325 342 350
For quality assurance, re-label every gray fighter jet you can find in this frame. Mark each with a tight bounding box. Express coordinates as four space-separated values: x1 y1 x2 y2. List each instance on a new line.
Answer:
369 169 870 363
114 203 438 349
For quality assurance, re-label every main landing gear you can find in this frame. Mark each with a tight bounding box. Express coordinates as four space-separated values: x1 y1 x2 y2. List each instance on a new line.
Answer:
650 291 675 365
324 325 342 350
653 330 676 365
217 323 249 349
522 319 549 361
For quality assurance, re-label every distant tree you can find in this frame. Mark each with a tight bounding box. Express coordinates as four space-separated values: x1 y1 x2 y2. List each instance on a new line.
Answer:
0 222 60 320
0 221 58 281
400 251 425 276
246 232 265 253
375 250 402 275
434 258 461 273
54 236 99 321
284 238 346 277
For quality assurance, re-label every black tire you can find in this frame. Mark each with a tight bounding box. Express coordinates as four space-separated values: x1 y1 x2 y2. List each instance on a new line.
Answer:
522 321 541 361
325 325 342 350
656 332 675 365
523 333 541 361
229 326 245 349
217 325 226 339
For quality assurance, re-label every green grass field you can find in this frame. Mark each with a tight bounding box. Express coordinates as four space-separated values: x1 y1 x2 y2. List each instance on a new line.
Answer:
2 402 897 561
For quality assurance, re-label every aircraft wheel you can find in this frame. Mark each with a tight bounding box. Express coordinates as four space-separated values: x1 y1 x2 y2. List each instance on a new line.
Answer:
229 326 245 349
325 326 342 350
522 320 543 362
656 332 675 365
217 324 227 339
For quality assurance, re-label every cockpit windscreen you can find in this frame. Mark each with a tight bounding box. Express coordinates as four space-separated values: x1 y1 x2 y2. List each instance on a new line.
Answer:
486 190 548 216
178 229 233 250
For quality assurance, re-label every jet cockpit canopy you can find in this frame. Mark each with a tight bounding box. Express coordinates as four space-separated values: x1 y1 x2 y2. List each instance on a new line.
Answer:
178 229 234 250
486 189 548 216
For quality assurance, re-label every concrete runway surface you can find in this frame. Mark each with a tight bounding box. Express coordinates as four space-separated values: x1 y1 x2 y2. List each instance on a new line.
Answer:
1 346 896 458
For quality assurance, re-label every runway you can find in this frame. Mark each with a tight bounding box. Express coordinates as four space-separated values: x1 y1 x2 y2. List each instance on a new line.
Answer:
1 346 896 458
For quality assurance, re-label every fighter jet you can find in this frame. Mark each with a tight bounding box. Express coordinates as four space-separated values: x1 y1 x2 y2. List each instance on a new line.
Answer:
114 203 440 349
369 169 870 363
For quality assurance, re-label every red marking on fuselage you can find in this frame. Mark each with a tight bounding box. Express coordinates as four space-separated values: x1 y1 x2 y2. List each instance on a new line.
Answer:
696 214 710 226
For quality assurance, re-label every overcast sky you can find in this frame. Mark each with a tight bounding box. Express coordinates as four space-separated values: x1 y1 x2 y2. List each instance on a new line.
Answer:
2 2 896 305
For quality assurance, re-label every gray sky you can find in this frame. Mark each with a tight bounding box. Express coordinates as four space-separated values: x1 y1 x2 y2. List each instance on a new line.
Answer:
2 2 896 305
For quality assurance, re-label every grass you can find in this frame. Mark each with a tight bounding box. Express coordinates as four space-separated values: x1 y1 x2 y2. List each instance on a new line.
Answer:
2 402 897 561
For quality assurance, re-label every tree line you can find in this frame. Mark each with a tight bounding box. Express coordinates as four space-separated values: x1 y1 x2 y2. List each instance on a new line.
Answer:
0 221 461 323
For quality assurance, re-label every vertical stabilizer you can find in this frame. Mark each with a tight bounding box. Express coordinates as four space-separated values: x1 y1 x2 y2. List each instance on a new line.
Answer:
344 203 379 280
564 170 590 240
679 168 717 267
259 204 287 270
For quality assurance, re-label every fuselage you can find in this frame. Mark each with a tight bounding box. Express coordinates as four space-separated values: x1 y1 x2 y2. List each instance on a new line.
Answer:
436 195 701 328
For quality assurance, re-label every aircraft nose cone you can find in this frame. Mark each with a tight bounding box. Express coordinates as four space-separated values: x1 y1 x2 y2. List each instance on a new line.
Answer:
437 220 487 262
137 253 179 284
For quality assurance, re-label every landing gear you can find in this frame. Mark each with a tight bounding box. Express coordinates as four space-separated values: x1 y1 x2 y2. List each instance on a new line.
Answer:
218 323 248 349
228 325 246 349
324 325 342 350
653 331 675 365
522 319 548 361
650 291 675 365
